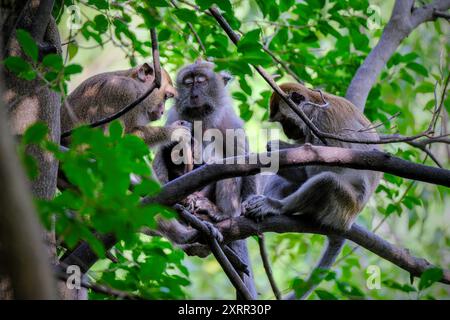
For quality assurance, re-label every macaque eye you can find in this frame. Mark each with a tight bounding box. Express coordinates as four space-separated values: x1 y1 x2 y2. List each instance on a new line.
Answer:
183 77 194 85
290 92 305 105
196 75 207 83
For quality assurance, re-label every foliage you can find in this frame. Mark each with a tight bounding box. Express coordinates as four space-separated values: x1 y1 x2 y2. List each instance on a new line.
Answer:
5 0 449 299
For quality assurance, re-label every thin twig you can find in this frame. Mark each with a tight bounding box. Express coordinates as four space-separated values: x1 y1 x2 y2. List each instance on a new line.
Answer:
258 234 282 300
170 0 207 56
208 6 450 147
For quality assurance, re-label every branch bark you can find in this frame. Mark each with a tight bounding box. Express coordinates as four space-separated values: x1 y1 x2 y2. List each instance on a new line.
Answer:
215 216 450 285
346 0 450 111
0 82 57 299
148 145 450 209
63 143 450 275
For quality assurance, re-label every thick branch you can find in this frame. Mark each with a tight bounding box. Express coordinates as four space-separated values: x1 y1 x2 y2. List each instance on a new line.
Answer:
0 82 56 299
176 206 254 300
30 0 55 41
215 216 450 285
148 145 450 208
346 0 450 110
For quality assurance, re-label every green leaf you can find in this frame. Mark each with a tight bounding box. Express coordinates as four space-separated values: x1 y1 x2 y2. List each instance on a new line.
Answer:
419 268 443 291
109 120 124 141
22 122 48 144
173 8 197 24
315 289 338 300
237 29 262 53
383 279 416 293
16 29 38 62
3 56 36 80
42 54 63 71
406 62 428 77
93 14 109 33
67 42 79 60
64 64 83 76
415 82 435 93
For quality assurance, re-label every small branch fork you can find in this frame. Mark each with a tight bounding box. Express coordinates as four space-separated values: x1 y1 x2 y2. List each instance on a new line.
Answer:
60 27 162 139
60 144 450 293
346 0 450 111
214 216 450 286
175 205 254 300
208 7 450 148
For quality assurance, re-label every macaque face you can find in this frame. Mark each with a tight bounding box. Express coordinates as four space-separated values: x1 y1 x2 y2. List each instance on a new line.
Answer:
175 60 231 118
148 70 177 121
134 63 177 122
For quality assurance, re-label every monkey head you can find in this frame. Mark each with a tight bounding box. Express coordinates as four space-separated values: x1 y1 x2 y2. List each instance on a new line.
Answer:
269 83 315 140
131 62 177 122
174 60 232 118
270 82 371 143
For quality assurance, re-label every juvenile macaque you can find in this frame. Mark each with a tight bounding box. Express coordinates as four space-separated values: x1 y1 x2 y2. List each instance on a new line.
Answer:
153 60 257 299
243 82 382 298
61 63 190 147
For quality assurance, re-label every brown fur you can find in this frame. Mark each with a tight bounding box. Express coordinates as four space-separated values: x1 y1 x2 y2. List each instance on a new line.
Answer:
270 83 376 149
61 64 189 148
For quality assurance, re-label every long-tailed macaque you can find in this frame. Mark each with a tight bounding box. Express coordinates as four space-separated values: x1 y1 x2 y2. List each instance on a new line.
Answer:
61 63 201 247
153 60 257 299
243 82 382 299
61 63 190 147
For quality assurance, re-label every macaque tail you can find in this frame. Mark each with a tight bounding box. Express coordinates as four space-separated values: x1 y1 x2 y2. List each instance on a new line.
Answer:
228 240 258 300
284 236 345 300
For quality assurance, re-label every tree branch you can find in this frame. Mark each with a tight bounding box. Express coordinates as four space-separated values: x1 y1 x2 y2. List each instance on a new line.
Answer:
215 216 450 285
176 205 254 300
258 234 282 300
0 80 56 299
62 143 450 275
346 0 450 111
30 0 55 41
148 145 450 209
209 6 450 147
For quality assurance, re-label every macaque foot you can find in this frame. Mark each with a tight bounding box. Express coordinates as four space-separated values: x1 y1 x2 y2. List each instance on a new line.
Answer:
242 195 283 221
181 193 224 222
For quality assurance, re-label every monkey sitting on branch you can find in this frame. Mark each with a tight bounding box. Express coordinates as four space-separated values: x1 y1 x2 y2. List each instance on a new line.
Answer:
153 60 258 299
243 82 382 299
60 62 191 148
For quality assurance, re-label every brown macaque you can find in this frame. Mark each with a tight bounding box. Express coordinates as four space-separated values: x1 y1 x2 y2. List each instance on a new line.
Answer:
60 63 199 249
61 63 191 148
243 82 382 299
153 60 257 299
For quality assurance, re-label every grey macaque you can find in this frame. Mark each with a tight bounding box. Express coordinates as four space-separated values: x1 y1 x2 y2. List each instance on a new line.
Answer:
153 60 257 299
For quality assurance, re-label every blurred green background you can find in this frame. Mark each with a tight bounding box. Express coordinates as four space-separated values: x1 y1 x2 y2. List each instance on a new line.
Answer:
53 0 449 299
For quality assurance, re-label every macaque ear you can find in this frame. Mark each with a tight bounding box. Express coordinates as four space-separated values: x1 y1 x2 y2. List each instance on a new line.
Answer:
137 63 154 82
220 71 233 86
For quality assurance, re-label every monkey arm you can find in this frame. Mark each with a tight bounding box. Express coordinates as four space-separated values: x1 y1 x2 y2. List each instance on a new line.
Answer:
152 146 170 184
130 126 176 148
